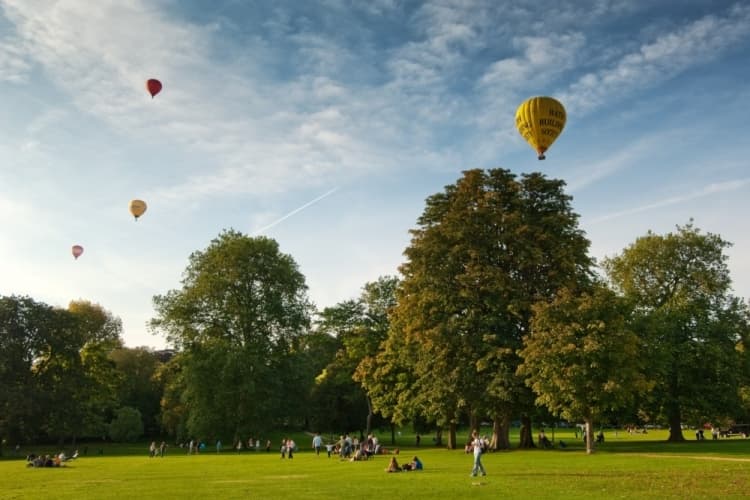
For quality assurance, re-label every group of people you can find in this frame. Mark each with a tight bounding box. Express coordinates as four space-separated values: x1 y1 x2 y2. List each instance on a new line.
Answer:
26 450 78 468
148 441 168 457
279 438 297 458
234 437 271 453
385 455 423 472
315 432 383 460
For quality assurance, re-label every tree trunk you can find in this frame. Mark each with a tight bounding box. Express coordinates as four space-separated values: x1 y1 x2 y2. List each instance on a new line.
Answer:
448 422 457 449
492 412 511 450
667 410 685 442
666 366 685 442
518 414 534 448
585 419 593 454
365 397 373 436
390 423 395 445
434 428 443 446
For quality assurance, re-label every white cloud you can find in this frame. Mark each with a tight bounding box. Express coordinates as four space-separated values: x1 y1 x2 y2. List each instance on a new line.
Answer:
478 33 586 89
561 3 750 114
1 0 378 203
0 35 31 82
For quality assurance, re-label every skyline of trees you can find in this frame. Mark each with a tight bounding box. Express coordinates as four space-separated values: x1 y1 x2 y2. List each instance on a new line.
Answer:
2 172 749 449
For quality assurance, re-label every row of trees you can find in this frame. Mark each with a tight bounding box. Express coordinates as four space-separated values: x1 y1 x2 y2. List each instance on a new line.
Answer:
0 298 166 448
2 168 748 453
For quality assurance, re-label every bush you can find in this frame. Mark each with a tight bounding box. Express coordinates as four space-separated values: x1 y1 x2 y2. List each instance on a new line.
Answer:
109 407 144 442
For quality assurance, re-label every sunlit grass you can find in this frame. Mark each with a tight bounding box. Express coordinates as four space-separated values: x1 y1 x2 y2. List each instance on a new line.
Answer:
2 429 749 499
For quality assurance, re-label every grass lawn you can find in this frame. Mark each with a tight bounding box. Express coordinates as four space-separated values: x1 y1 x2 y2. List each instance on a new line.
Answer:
1 429 749 499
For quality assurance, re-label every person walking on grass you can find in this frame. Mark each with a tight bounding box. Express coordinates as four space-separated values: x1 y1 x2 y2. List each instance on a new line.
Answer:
312 433 323 456
470 430 487 477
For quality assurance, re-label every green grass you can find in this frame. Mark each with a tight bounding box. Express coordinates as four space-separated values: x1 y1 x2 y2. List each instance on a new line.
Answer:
2 430 749 499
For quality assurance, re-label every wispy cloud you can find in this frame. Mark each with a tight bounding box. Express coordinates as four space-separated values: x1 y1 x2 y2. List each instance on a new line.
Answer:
561 3 750 114
4 0 750 210
0 35 30 82
478 33 585 90
589 178 750 223
0 1 370 200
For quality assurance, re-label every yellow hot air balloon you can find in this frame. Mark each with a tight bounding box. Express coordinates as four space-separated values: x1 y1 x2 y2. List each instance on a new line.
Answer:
515 96 566 160
129 199 147 220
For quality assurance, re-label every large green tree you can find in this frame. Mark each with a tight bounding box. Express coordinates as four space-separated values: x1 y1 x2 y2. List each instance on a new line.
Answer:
310 300 368 434
368 169 593 449
604 223 748 441
151 230 314 441
67 301 123 441
0 296 55 445
311 276 398 436
0 297 123 446
109 347 163 436
519 285 652 453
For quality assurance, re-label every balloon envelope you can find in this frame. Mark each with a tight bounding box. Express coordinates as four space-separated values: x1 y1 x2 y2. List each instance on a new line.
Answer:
515 96 566 160
72 245 84 259
146 79 162 98
129 199 147 220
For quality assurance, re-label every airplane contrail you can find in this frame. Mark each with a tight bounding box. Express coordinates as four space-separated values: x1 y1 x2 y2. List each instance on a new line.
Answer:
252 187 339 234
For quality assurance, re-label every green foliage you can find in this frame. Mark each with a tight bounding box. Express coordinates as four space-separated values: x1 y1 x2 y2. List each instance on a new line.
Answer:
108 406 144 442
520 285 653 452
367 169 593 448
109 347 164 436
603 222 749 441
150 230 315 439
0 296 53 443
311 276 399 434
153 354 187 440
0 296 124 444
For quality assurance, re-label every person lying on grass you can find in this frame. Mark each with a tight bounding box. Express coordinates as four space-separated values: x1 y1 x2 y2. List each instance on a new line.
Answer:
385 456 401 472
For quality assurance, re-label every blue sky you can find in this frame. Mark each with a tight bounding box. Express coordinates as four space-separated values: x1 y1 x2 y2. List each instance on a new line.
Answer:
1 0 748 349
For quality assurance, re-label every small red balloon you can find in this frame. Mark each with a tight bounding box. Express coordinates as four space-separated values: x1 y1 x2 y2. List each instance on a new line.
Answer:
146 79 162 98
72 245 84 260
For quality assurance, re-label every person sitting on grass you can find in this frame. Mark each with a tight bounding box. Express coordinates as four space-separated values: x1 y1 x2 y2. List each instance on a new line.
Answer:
402 455 423 471
385 456 401 473
538 429 552 449
350 448 367 461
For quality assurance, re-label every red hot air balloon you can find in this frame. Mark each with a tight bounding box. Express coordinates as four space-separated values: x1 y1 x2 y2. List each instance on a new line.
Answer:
72 245 84 260
146 79 162 98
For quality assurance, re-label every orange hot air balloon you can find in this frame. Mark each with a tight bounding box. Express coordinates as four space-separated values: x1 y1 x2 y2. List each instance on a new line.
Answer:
146 79 162 98
129 199 147 220
72 245 84 260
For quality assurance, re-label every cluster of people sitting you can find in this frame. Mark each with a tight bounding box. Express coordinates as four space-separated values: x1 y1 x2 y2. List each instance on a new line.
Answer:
26 450 78 468
385 456 423 472
332 433 382 460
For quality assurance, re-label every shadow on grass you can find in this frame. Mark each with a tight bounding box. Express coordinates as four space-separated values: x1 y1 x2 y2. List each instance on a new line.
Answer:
557 438 750 456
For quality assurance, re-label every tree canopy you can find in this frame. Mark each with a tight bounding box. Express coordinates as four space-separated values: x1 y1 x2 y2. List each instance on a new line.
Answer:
603 222 749 441
366 168 593 449
150 230 314 441
520 285 652 453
